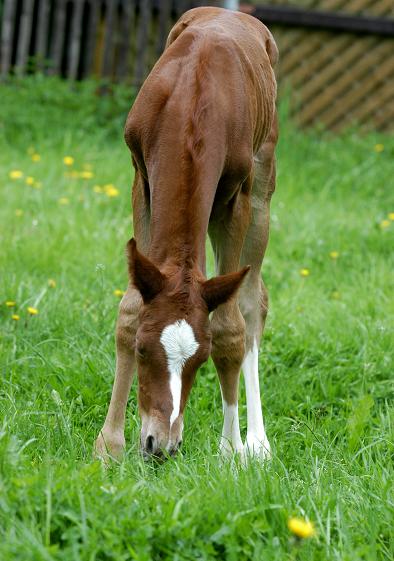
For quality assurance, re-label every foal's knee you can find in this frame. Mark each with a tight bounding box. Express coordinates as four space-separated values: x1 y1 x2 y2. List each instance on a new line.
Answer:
211 305 246 371
240 278 268 351
116 288 142 351
260 280 269 325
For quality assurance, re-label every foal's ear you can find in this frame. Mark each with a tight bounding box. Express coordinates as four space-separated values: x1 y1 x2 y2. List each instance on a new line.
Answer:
126 239 165 303
201 266 250 312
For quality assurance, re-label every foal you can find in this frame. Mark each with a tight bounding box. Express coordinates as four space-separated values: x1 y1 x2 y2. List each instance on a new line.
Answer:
95 7 278 460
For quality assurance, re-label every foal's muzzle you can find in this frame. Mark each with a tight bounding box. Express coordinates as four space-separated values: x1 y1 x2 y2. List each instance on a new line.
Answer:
141 433 181 460
140 412 184 460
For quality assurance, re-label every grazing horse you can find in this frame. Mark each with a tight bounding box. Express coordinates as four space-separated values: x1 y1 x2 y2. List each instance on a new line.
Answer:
95 6 278 460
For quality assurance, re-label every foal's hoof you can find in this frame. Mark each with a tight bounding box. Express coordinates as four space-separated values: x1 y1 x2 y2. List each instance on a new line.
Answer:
94 429 125 464
244 434 271 461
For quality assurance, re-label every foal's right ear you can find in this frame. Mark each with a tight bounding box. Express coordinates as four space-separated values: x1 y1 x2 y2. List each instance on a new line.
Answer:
126 239 165 303
201 266 250 312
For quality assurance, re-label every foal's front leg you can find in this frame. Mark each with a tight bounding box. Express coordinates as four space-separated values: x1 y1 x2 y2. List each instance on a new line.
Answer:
211 303 245 456
95 168 149 461
95 287 141 461
209 188 251 457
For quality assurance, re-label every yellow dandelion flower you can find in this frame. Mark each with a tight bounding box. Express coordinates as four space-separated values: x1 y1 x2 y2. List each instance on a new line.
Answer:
104 183 115 192
6 301 16 307
27 307 38 315
25 176 35 186
388 213 394 221
15 209 24 217
374 144 384 153
329 251 339 259
106 186 119 197
331 291 340 300
79 170 94 179
48 279 56 288
58 197 69 205
93 185 103 193
9 170 23 179
300 268 310 277
380 219 390 229
31 153 41 162
12 314 20 321
114 289 125 297
63 156 74 166
288 517 316 539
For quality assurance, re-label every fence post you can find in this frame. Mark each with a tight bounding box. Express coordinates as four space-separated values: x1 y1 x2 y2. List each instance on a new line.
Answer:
1 0 17 77
134 0 152 86
116 0 136 81
83 0 100 78
101 0 116 79
49 0 67 76
223 1 239 9
36 0 51 71
156 0 172 56
174 1 193 19
68 0 85 80
15 0 35 76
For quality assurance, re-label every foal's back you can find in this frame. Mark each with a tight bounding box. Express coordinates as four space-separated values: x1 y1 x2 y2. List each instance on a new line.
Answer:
125 7 278 195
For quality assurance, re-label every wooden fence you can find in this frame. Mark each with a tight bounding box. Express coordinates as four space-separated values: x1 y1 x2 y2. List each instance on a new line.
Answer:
249 0 394 131
0 1 216 84
1 0 393 131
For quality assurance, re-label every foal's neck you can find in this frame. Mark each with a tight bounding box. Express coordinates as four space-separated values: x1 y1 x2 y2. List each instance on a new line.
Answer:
148 177 215 277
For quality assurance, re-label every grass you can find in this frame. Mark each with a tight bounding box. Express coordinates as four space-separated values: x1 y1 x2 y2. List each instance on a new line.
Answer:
0 75 393 561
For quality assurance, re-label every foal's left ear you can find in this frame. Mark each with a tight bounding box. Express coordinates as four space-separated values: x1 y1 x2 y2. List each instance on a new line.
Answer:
201 266 250 312
126 238 166 303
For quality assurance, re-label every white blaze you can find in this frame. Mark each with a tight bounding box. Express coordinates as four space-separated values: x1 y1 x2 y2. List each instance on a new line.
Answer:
160 320 199 426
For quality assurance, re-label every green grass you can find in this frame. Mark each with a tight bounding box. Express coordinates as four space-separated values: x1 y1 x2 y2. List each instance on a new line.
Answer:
1 76 393 561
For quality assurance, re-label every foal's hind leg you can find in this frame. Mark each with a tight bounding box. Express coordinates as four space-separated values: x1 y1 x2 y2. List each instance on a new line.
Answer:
239 121 277 459
95 169 150 460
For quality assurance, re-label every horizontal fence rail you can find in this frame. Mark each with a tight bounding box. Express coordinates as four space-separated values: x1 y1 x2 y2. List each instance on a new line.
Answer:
251 5 394 36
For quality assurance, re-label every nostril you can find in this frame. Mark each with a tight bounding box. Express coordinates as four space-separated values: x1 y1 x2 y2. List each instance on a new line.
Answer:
146 435 155 454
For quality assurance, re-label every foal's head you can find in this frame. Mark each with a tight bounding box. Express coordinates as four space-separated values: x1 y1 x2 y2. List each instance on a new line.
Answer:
127 239 248 459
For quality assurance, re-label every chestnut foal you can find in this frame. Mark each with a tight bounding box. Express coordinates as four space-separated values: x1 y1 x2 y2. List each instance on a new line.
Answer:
95 7 278 460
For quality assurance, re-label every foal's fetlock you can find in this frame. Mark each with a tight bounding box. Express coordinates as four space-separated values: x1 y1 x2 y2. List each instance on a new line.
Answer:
244 433 271 461
219 437 244 458
94 427 125 463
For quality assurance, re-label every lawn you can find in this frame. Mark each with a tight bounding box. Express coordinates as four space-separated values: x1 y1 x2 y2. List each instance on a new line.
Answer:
0 76 393 561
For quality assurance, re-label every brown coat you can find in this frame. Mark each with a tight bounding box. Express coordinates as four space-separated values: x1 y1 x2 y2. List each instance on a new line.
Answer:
96 7 278 460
